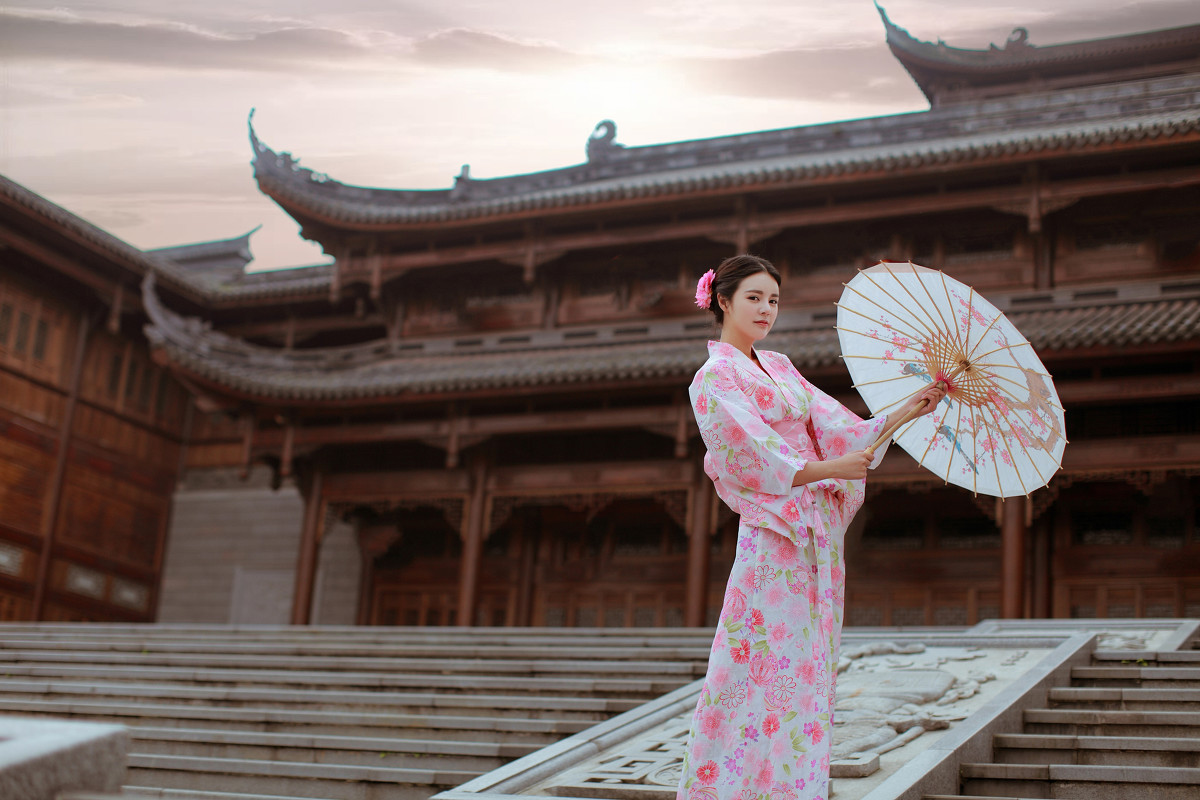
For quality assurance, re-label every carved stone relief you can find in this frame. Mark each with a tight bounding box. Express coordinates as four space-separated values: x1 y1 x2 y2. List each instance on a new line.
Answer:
535 642 1000 799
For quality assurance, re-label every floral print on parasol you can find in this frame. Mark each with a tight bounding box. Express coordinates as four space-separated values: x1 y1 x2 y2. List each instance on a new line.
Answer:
836 261 1066 498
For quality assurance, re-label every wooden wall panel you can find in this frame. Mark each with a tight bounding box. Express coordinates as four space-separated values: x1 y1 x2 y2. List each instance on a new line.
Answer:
185 442 244 470
0 424 55 537
72 403 182 468
0 269 73 390
0 588 33 621
56 458 167 569
0 369 67 429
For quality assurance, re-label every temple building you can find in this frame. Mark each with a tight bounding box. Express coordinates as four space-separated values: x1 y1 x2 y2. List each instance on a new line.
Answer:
1 10 1198 628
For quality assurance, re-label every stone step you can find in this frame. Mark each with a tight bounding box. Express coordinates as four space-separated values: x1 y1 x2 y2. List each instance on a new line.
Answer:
8 635 714 653
124 753 476 800
1 661 680 697
993 733 1200 768
0 698 586 742
1092 650 1200 666
0 623 713 641
129 730 513 772
63 790 340 800
0 679 636 719
1071 665 1200 688
1048 686 1200 711
0 638 710 661
1023 708 1200 738
960 762 1200 799
0 648 706 677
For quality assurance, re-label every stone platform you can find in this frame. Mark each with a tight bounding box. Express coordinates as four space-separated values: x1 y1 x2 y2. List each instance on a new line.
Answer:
434 619 1199 800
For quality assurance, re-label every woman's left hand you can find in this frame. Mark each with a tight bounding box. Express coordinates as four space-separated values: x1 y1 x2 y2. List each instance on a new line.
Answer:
903 381 948 418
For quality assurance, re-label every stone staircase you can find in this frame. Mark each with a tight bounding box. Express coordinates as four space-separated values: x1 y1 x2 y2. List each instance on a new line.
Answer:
0 624 711 800
928 638 1200 800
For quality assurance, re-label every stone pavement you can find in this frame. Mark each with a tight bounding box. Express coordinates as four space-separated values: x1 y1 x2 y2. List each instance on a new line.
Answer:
0 624 712 800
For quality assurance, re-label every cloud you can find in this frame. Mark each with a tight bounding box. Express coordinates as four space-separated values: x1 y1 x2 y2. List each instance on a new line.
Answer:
1009 0 1200 44
409 29 590 72
675 44 922 104
0 12 385 71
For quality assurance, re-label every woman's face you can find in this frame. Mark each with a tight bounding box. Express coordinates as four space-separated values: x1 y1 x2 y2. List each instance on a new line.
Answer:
719 271 780 346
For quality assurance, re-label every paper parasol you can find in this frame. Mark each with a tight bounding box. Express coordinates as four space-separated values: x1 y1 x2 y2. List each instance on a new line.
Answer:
836 262 1066 497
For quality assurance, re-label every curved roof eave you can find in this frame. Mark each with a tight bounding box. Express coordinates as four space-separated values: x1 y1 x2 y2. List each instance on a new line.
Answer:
143 272 1200 406
250 108 1200 232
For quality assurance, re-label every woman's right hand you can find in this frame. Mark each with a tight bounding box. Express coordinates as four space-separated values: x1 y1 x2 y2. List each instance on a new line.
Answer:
822 450 873 480
792 450 874 486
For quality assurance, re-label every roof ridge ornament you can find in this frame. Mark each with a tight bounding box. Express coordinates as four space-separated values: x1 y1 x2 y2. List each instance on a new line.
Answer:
587 120 624 162
1003 27 1031 51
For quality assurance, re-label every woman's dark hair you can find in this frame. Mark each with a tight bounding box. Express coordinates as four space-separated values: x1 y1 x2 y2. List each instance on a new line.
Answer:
705 254 783 325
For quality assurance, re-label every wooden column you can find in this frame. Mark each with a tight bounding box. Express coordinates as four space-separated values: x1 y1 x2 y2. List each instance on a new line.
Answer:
32 310 93 620
685 478 714 627
1001 496 1027 619
457 457 488 627
290 468 325 625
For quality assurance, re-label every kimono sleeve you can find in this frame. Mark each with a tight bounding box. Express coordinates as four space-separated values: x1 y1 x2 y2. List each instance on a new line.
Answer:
797 368 892 468
690 360 806 495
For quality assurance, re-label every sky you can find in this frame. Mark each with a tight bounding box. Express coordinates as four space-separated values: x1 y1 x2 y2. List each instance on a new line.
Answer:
2 1 1198 270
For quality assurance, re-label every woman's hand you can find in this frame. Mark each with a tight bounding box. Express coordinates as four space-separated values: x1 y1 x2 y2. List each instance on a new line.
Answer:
821 450 873 480
792 449 873 485
894 381 948 423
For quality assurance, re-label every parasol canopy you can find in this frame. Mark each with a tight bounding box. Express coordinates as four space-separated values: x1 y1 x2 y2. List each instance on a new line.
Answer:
837 262 1066 498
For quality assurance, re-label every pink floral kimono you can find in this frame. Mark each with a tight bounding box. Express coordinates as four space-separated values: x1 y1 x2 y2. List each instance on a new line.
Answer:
678 340 891 800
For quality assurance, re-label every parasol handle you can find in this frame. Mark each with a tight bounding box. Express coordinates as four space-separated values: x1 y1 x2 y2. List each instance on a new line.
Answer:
863 380 947 456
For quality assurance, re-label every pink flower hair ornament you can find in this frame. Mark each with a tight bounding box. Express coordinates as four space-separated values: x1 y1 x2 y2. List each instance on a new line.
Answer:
695 269 715 309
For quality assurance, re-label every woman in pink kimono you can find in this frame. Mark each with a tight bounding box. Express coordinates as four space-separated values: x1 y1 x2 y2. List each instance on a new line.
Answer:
679 255 944 800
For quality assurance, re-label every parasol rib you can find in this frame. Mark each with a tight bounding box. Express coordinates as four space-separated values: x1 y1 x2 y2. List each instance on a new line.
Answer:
915 398 948 471
972 368 1066 412
977 407 1010 497
890 262 959 357
944 398 966 486
966 311 1005 362
939 271 969 357
851 375 917 389
835 326 923 355
968 405 980 497
964 287 978 366
980 404 1034 495
839 282 933 342
988 404 1052 487
869 265 944 342
969 342 1039 365
972 361 1053 380
851 271 941 340
883 262 951 340
835 301 928 346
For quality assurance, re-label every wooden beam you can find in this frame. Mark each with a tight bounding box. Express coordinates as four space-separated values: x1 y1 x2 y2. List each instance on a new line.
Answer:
322 468 470 502
290 468 325 625
685 479 714 627
253 405 685 450
32 310 94 619
0 223 120 299
457 457 488 627
1000 497 1027 619
487 459 695 494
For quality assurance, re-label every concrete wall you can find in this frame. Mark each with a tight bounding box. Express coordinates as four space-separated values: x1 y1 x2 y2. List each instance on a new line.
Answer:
158 465 363 624
313 515 361 625
158 466 304 624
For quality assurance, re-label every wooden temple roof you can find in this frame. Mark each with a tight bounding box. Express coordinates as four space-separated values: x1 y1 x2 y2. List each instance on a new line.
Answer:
878 5 1200 106
251 77 1200 236
142 274 1200 404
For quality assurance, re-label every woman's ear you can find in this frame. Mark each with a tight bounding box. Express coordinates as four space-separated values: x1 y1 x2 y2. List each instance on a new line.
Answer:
717 294 728 313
